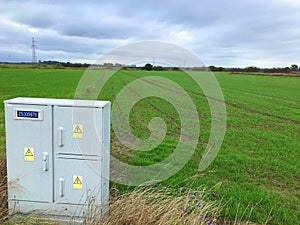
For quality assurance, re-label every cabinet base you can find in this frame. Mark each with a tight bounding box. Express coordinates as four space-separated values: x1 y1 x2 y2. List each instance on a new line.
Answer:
8 199 108 223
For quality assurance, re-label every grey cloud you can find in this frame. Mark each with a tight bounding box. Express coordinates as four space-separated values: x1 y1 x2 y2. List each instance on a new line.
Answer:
0 0 299 66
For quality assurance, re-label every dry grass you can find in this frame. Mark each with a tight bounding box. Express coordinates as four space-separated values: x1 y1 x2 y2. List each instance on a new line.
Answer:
93 187 219 225
0 157 8 223
0 184 219 225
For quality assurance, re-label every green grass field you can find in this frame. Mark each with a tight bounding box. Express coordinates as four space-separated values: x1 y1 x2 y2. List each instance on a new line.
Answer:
0 68 299 224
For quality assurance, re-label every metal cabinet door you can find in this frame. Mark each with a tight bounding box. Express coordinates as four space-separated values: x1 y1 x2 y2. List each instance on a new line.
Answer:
53 106 104 205
54 158 102 205
5 104 53 202
53 106 103 156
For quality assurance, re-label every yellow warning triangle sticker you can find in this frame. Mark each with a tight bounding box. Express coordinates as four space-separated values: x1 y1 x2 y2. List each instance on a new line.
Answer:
73 124 83 139
73 175 83 189
25 149 34 156
73 177 82 185
73 125 82 133
24 147 34 161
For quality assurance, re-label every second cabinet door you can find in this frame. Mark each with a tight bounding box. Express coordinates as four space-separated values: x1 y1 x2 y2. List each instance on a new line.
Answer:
53 105 104 156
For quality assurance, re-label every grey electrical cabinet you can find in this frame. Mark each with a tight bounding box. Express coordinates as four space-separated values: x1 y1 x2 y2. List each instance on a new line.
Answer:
4 97 110 221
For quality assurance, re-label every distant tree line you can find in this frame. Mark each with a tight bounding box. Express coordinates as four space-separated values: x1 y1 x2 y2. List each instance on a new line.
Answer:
200 65 300 73
1 61 299 73
227 66 293 73
208 65 300 73
142 63 171 71
39 60 91 68
38 61 300 73
138 64 300 73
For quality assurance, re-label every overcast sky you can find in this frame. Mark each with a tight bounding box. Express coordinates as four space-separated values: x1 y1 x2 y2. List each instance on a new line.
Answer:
0 0 299 67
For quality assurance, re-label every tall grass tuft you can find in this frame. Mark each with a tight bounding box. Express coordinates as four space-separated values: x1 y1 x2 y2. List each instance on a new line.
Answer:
94 187 219 225
0 157 8 223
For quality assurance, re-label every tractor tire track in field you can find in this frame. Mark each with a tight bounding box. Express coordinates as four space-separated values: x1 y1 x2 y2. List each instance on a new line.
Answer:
109 74 202 169
117 73 206 123
117 75 203 143
122 71 300 126
117 75 182 140
112 77 150 139
110 76 171 157
109 77 136 183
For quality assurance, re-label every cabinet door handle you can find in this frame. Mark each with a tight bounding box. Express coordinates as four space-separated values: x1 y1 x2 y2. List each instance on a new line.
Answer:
59 178 64 197
42 152 49 171
58 127 64 147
